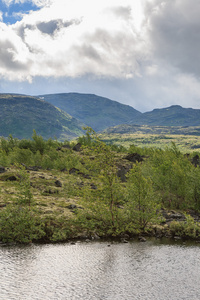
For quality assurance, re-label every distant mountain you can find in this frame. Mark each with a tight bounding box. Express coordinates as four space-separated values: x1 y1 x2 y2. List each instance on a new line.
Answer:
2 93 200 141
0 94 84 140
38 93 141 131
132 105 200 126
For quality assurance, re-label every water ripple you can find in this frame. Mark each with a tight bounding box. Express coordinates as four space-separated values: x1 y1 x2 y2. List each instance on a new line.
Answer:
0 240 200 299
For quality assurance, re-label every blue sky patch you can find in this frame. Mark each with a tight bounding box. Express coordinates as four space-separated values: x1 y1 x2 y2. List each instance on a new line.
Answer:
0 1 40 24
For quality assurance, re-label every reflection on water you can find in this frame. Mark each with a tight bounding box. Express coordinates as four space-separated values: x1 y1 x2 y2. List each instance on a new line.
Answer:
0 239 200 300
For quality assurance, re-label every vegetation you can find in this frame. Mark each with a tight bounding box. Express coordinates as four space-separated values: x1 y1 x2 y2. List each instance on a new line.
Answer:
0 129 200 244
130 105 200 126
100 129 200 152
0 94 84 141
39 93 141 131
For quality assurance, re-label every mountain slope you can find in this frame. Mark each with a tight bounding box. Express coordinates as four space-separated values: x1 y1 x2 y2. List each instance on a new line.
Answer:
0 94 84 140
132 105 200 126
38 93 142 131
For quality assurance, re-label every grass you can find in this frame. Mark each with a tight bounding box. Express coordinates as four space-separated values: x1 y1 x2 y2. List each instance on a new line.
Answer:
99 133 200 152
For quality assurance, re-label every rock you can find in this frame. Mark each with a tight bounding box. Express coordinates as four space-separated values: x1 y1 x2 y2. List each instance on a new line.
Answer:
6 175 17 181
67 204 77 210
44 188 58 194
174 236 182 240
138 236 146 242
81 173 91 179
69 167 80 174
72 143 82 152
124 153 144 163
117 164 132 182
121 238 129 243
27 166 40 171
90 183 97 189
55 180 62 187
191 154 199 167
187 209 200 221
0 166 6 174
120 233 130 239
92 233 100 240
170 213 186 220
161 210 186 222
69 168 91 179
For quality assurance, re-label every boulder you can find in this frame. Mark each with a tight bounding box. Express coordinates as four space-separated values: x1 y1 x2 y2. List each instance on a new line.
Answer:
191 155 199 167
6 175 17 181
67 204 77 210
55 180 62 187
72 143 82 152
124 153 144 163
90 183 97 189
117 164 132 182
138 236 146 242
69 167 80 174
0 166 6 174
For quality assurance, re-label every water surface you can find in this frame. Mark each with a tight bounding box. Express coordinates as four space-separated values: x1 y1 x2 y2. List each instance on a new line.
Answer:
1 239 200 300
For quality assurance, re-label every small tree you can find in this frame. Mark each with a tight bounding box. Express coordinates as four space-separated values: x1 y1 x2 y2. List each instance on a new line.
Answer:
126 163 160 231
17 166 33 207
78 127 126 235
32 130 46 155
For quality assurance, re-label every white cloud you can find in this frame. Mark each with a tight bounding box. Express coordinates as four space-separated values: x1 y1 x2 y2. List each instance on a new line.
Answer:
1 0 200 112
0 0 147 81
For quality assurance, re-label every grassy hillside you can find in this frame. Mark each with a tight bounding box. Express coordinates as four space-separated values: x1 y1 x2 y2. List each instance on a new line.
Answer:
1 132 200 244
133 105 200 126
38 93 141 131
0 94 84 140
39 95 200 129
101 124 200 152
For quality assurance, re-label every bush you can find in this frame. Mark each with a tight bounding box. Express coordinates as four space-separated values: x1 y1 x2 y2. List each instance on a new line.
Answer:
170 215 200 239
0 205 45 243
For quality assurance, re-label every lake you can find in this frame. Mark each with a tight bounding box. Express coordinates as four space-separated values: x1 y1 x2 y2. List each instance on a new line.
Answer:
1 239 200 300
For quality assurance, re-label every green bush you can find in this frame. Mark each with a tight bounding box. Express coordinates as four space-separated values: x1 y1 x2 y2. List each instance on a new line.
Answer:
170 215 200 239
0 205 45 243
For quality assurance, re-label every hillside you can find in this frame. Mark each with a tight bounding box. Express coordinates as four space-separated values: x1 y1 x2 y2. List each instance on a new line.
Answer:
38 93 141 131
40 94 200 129
103 124 200 135
132 105 200 126
0 94 84 140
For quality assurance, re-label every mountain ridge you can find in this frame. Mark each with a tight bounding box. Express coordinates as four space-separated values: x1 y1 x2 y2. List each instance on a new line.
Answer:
38 93 141 131
131 104 200 126
1 92 200 140
40 93 200 128
0 94 84 140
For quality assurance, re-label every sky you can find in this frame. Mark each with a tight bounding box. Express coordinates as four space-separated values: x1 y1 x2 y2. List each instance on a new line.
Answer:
0 0 200 112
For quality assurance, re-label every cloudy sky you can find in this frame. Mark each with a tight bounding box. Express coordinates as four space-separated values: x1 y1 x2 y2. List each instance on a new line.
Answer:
0 0 200 112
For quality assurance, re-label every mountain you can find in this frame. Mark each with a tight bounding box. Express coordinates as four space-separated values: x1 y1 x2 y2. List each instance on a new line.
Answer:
0 94 84 140
2 93 200 141
132 105 200 126
38 93 141 131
